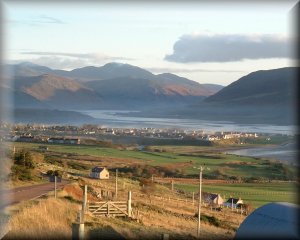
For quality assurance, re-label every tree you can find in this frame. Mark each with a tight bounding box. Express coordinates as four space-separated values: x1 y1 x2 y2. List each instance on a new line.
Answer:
10 150 35 181
14 150 35 169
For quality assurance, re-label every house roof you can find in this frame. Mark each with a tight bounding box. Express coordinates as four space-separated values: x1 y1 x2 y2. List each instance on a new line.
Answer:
202 192 219 201
235 202 299 239
226 198 242 204
91 167 107 173
49 137 64 140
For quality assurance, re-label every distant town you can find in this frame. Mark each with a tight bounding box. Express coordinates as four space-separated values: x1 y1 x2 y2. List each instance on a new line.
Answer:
0 122 288 145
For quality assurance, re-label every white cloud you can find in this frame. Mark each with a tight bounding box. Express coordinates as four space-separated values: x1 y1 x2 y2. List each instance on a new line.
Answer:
165 33 294 63
20 51 133 69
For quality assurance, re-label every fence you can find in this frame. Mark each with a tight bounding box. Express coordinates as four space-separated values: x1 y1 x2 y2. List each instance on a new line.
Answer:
87 191 132 218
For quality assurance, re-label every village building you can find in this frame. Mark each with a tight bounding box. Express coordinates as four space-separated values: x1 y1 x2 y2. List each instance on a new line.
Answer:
224 197 243 208
48 137 80 144
202 192 224 206
90 167 109 179
64 138 80 144
17 135 35 142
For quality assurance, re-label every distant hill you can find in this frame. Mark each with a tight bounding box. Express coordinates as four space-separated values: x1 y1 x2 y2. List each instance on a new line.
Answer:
7 62 295 125
86 73 220 108
13 108 96 125
175 67 298 125
7 62 54 77
53 62 155 82
13 74 102 109
8 62 221 110
201 84 224 94
205 67 297 105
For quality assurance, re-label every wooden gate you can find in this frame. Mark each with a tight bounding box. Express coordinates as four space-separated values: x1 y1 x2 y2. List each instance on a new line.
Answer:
88 191 132 218
88 201 128 217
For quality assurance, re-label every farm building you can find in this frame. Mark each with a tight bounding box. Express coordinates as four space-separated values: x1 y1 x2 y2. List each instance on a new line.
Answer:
235 202 299 239
224 197 243 208
202 192 224 206
64 138 80 144
90 167 109 179
48 137 80 144
18 135 35 142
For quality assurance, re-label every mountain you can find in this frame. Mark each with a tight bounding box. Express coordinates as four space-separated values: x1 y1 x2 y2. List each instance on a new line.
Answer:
201 84 224 94
8 62 221 109
7 62 54 77
173 67 298 125
53 62 155 82
13 74 102 109
86 73 220 108
13 108 96 125
205 67 296 105
156 73 223 96
4 62 295 125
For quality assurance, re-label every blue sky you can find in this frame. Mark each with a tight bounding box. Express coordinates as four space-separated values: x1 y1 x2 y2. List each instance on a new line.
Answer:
3 1 298 85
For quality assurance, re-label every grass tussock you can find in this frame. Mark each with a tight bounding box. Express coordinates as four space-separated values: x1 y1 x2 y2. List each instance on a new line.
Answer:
6 198 78 239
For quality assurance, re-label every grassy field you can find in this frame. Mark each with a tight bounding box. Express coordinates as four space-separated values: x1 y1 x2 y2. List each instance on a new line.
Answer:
13 142 297 181
174 182 298 208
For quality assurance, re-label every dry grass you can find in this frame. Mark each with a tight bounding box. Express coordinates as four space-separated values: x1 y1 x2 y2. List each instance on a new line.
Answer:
80 176 243 239
6 198 78 239
4 176 244 239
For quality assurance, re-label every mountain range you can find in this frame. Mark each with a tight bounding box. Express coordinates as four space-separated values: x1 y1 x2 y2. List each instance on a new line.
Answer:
6 62 222 110
3 62 297 125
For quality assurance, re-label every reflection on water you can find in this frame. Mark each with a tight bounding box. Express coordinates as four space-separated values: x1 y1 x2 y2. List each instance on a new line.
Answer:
82 110 295 135
226 143 297 165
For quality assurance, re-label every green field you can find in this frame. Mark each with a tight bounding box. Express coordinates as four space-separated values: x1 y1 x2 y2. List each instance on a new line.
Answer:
174 182 298 208
13 142 297 181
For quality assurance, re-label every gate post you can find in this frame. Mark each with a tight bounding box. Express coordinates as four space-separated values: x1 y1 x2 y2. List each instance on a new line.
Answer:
127 191 132 217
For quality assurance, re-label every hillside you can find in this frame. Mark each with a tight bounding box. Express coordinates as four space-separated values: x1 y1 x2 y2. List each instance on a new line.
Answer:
13 108 96 124
205 67 297 105
54 62 155 82
9 62 221 111
86 75 214 108
14 74 102 109
174 67 298 125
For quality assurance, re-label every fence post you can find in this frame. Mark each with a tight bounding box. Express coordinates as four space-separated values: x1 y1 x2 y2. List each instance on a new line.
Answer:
54 176 57 199
83 185 87 214
79 207 85 240
171 180 174 191
192 192 194 205
128 191 132 217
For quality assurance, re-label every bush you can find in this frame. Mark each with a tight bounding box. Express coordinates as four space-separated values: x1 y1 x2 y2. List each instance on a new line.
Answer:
46 170 62 177
139 178 156 195
194 213 221 227
11 165 33 181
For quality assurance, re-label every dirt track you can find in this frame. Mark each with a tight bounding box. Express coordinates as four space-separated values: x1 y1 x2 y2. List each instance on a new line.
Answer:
0 180 70 209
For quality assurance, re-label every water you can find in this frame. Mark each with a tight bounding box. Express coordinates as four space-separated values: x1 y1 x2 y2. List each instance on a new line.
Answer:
82 110 295 135
81 110 297 164
225 142 298 165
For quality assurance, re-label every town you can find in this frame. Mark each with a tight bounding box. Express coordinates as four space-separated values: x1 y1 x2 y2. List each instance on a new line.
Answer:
1 122 269 145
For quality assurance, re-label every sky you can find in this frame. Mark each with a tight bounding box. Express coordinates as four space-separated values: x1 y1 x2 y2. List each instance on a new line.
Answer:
3 1 299 86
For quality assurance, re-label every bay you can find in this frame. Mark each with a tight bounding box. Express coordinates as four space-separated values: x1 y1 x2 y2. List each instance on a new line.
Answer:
81 110 295 135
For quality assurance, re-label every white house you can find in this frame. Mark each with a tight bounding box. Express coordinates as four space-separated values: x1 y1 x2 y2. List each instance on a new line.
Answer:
90 167 109 179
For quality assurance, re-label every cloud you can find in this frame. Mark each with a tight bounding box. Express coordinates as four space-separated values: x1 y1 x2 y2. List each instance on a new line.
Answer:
34 15 65 24
21 51 133 61
165 33 293 63
19 51 134 69
146 67 246 74
6 15 66 27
